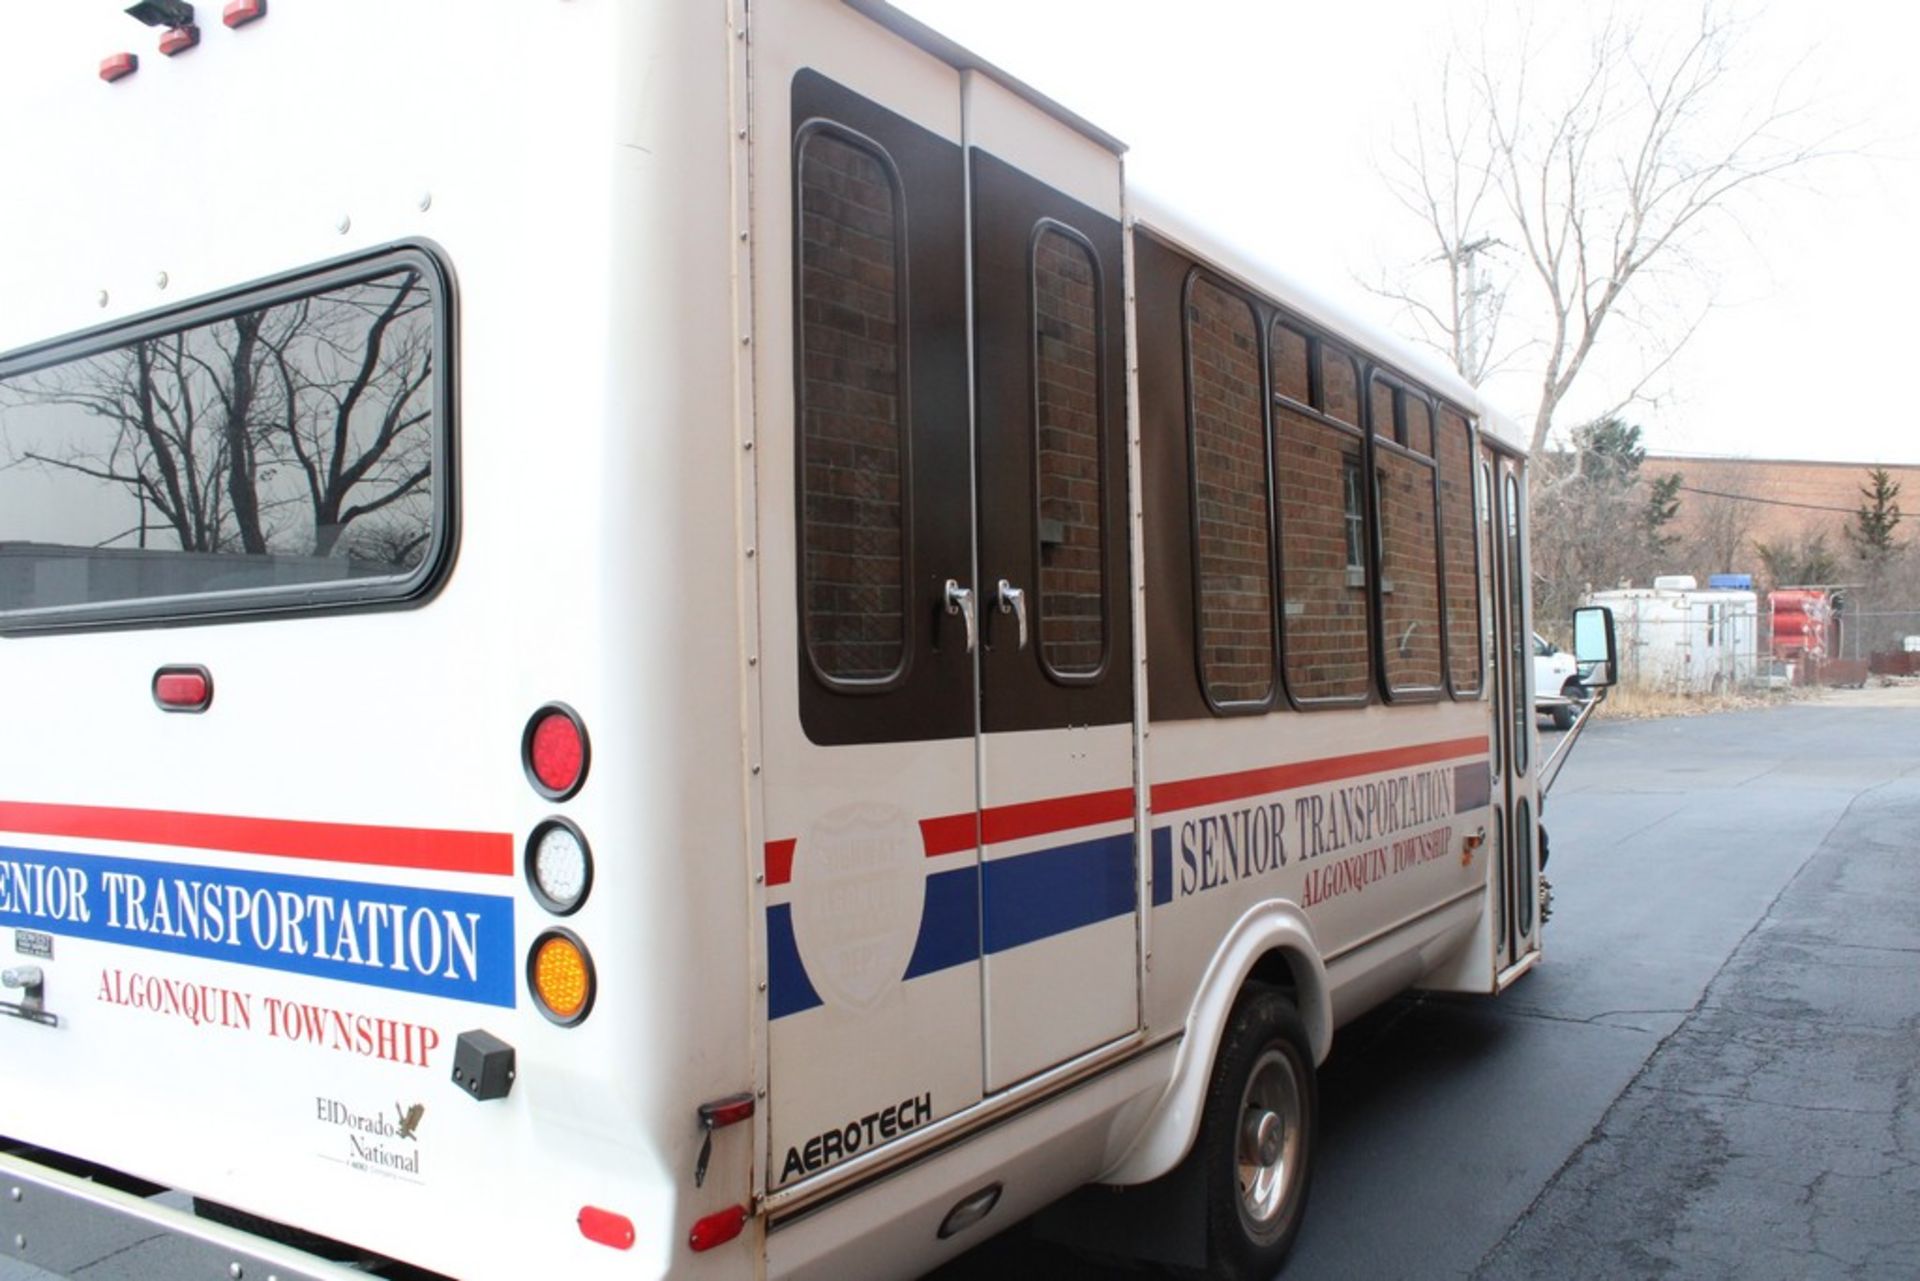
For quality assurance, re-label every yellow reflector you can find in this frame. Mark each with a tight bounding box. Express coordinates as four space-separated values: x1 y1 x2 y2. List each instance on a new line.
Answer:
531 932 593 1023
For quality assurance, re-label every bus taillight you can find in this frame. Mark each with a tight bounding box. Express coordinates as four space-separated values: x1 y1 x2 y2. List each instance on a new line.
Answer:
522 704 589 800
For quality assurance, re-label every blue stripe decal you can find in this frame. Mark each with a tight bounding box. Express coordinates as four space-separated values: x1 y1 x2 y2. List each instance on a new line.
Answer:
765 903 823 1018
1454 762 1491 811
1151 827 1173 906
903 866 981 979
982 833 1135 954
768 832 1139 1018
0 845 515 1007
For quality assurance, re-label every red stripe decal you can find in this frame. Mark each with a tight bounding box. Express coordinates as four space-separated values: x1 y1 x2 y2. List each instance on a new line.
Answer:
775 737 1487 868
0 801 512 876
1151 737 1489 815
981 787 1133 845
919 813 977 859
765 838 797 888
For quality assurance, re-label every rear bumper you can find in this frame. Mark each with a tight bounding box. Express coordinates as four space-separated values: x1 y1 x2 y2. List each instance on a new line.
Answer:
0 1146 362 1281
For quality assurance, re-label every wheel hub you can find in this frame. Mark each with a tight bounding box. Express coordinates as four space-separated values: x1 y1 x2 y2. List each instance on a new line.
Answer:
1234 1048 1304 1232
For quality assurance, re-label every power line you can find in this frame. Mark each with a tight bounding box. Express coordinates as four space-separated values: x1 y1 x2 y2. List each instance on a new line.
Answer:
1673 483 1868 516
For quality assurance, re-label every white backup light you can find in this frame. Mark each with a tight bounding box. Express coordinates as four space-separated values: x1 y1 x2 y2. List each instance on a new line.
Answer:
527 818 593 915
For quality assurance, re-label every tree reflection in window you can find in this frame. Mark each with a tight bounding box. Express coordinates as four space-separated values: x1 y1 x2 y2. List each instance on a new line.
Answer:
0 266 440 615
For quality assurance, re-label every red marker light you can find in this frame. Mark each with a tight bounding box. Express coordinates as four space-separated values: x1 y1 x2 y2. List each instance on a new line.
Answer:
100 53 139 82
522 704 589 800
577 1206 635 1251
153 666 212 712
688 1205 748 1253
221 0 266 27
158 24 199 55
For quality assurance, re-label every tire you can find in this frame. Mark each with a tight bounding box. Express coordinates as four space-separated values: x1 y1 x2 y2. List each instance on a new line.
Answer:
1174 987 1317 1280
1550 679 1586 731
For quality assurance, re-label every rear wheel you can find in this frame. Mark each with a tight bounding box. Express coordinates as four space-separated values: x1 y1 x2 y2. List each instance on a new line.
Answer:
1176 987 1317 1279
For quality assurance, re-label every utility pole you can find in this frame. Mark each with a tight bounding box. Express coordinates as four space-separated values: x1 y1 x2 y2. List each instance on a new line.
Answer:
1456 234 1499 384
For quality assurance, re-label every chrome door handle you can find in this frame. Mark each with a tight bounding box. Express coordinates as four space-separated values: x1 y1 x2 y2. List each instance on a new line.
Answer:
944 579 977 654
995 579 1029 651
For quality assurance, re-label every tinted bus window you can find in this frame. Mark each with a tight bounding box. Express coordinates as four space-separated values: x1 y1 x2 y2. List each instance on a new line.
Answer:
0 252 449 628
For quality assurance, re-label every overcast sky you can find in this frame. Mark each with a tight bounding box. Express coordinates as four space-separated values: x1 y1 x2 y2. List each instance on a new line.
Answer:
897 0 1920 465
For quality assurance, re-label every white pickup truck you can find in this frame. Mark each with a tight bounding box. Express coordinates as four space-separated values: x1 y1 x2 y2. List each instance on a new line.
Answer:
1533 633 1587 730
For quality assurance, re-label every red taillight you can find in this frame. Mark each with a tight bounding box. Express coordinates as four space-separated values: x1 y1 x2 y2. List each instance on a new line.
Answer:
100 53 139 82
577 1206 635 1251
222 0 266 27
158 24 199 55
522 704 588 800
688 1205 748 1253
153 667 212 712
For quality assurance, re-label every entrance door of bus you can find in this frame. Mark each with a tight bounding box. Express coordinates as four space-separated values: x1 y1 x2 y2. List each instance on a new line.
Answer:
751 3 1138 1189
1486 450 1539 973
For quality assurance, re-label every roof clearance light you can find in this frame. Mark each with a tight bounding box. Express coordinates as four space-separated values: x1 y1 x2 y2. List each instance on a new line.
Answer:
526 818 593 916
688 1205 748 1254
158 24 199 55
522 703 589 801
100 53 139 82
528 929 595 1026
577 1206 635 1251
221 0 265 27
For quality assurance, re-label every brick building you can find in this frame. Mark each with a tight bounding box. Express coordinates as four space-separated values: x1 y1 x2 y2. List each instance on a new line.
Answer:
1642 455 1920 572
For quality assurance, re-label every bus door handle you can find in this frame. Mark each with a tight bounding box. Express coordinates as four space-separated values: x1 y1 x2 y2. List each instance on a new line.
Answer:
995 579 1029 651
944 579 977 654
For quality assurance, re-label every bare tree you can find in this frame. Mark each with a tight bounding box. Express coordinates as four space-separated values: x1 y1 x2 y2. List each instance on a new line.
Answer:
1376 3 1836 455
2 269 434 567
1686 480 1759 576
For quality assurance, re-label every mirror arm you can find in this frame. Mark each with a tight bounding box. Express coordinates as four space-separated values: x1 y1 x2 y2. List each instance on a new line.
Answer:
1540 685 1607 798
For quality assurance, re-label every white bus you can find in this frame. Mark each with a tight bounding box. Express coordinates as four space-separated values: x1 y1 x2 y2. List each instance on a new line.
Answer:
0 3 1609 1279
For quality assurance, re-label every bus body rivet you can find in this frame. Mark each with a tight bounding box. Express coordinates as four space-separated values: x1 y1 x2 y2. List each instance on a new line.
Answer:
336 215 351 235
418 192 433 211
745 547 755 558
155 271 168 289
96 290 109 308
743 440 754 451
747 655 757 666
751 764 761 774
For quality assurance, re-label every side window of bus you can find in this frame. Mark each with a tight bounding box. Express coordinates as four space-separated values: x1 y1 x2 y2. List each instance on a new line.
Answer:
1274 325 1369 703
1032 224 1106 680
1185 274 1274 710
1438 407 1482 696
1372 377 1443 697
795 126 909 686
0 249 451 629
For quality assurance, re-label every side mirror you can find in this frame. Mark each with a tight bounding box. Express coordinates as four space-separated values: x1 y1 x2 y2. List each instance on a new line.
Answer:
1572 606 1617 688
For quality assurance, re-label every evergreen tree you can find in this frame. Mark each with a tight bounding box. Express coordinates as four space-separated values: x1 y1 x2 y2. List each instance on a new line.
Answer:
1845 466 1902 571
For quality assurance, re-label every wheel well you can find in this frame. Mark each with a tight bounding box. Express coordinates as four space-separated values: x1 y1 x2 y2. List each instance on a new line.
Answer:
1243 945 1330 1065
1247 947 1301 998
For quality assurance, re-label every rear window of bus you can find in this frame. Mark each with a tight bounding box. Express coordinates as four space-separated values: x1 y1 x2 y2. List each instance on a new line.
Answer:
0 246 452 631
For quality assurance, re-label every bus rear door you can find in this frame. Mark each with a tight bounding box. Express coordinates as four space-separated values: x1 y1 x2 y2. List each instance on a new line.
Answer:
750 0 1138 1192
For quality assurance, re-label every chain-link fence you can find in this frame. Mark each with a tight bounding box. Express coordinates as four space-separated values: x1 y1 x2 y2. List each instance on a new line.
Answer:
1582 596 1920 692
